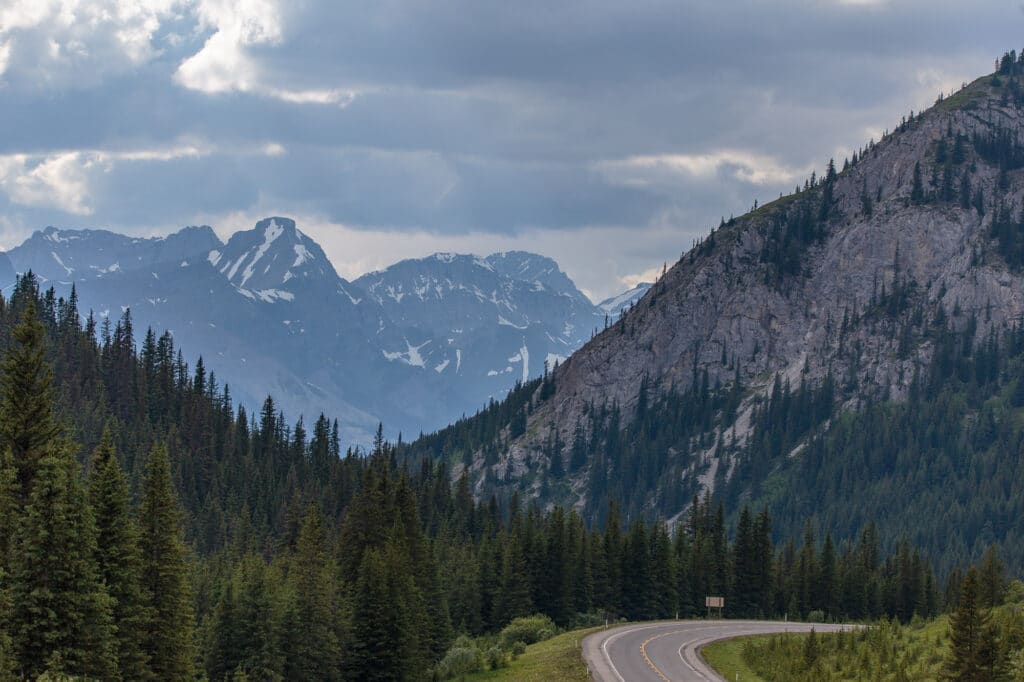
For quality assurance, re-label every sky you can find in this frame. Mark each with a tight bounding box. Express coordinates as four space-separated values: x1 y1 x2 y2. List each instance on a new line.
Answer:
0 1 1020 301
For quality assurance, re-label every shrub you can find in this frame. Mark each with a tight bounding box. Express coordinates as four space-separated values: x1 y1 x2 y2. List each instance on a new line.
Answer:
435 636 483 679
499 614 557 648
807 609 826 623
484 645 507 669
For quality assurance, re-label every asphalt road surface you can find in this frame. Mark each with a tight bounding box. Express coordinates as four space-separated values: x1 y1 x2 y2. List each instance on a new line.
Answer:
583 620 853 681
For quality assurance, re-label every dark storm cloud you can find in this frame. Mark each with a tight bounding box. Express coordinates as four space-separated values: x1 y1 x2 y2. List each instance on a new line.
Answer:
0 0 1020 297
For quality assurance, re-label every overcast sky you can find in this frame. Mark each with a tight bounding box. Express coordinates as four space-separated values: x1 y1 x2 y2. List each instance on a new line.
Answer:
0 1 1020 300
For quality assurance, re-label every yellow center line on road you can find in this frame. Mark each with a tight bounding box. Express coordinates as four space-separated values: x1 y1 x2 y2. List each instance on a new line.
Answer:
639 630 688 682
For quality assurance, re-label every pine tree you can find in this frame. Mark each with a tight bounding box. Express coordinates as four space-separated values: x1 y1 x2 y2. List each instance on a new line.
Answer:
732 506 758 617
206 581 241 680
0 299 60 499
88 427 152 680
282 504 342 680
944 567 989 680
9 441 118 680
977 545 1006 609
495 535 534 624
349 547 421 682
817 534 838 619
975 621 1005 681
139 444 195 680
802 627 819 670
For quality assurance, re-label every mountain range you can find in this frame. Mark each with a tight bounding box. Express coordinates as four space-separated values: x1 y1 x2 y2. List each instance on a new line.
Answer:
0 218 647 443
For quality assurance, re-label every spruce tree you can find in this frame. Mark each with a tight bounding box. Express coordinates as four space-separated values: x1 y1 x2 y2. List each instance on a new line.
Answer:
944 566 988 680
494 535 533 624
975 621 1005 681
0 299 60 499
9 441 118 680
206 581 241 680
349 547 420 682
977 545 1006 609
139 443 195 680
89 427 153 679
282 504 342 681
732 506 758 616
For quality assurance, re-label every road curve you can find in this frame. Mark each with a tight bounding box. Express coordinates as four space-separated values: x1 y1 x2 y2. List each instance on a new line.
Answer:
583 620 853 681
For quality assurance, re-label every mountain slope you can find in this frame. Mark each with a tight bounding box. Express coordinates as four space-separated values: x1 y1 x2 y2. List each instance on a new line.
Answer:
406 60 1024 570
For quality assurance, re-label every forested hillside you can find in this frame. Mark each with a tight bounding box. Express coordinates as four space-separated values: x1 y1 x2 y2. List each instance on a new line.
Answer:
403 53 1024 575
0 272 963 680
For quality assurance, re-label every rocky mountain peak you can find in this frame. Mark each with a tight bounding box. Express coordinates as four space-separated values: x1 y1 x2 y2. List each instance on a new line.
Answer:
485 251 587 302
211 216 341 303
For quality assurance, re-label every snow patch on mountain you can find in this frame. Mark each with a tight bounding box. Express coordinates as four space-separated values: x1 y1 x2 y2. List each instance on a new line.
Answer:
293 244 312 267
598 282 652 316
239 219 284 287
498 315 528 329
51 251 72 275
545 353 566 369
383 339 430 368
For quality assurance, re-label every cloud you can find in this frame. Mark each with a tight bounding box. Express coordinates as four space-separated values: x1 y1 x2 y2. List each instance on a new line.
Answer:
596 151 807 189
0 152 94 214
0 0 1020 300
0 143 214 214
0 0 188 88
173 0 356 106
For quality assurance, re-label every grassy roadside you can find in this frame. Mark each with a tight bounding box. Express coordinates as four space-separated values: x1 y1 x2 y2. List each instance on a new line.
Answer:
704 617 951 681
457 627 601 682
701 636 766 682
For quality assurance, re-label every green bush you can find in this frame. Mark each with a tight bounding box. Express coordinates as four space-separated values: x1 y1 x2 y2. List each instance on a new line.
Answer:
484 645 507 669
806 610 825 623
435 636 483 679
499 614 557 648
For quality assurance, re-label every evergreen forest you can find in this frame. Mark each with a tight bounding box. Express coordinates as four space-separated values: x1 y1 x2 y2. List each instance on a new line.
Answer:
0 274 969 680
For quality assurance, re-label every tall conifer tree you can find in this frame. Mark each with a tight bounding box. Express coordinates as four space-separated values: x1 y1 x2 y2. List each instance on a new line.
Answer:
9 441 118 680
139 443 195 680
0 299 60 499
89 427 152 679
944 567 989 680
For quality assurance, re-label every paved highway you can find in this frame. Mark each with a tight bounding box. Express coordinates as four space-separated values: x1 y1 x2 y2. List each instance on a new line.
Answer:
583 620 852 681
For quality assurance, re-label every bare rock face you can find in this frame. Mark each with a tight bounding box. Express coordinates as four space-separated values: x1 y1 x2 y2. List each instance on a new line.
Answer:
477 73 1024 510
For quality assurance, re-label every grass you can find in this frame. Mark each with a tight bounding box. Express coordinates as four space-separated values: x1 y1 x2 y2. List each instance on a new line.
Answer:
935 74 993 112
458 627 600 682
705 617 951 681
702 636 766 682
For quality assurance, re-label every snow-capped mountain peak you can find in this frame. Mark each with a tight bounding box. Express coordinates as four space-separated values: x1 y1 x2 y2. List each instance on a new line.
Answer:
216 217 340 301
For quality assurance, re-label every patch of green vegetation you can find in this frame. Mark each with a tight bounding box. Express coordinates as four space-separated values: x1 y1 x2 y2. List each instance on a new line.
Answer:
935 75 993 111
457 627 599 682
705 618 949 681
702 636 766 682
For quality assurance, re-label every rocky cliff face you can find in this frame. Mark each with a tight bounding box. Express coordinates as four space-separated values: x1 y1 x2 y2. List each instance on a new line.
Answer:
473 72 1024 510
